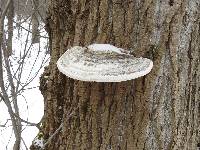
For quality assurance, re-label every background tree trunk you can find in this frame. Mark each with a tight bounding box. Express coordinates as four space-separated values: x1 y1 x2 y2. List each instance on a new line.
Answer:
6 0 14 56
33 0 199 149
32 0 40 44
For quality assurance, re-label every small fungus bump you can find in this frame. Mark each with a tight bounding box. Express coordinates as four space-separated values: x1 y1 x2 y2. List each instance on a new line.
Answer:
57 44 153 82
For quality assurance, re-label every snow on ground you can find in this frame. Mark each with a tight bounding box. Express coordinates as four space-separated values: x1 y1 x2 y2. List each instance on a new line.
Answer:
0 18 49 149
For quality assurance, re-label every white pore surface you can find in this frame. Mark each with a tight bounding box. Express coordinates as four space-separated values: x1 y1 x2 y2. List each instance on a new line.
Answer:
88 44 125 54
57 45 153 82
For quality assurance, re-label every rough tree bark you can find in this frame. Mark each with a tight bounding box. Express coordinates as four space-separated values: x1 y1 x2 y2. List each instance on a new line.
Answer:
31 0 200 150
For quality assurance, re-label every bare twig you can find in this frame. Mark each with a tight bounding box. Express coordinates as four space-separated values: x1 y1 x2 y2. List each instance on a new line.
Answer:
40 123 63 149
2 33 22 150
13 113 41 129
0 119 10 127
14 21 48 38
40 111 75 149
21 137 29 150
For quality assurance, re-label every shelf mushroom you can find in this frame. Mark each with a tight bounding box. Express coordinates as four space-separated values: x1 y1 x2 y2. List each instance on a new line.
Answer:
57 44 153 82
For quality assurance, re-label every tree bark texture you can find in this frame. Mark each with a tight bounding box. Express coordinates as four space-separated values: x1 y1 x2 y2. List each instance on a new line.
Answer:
35 0 200 150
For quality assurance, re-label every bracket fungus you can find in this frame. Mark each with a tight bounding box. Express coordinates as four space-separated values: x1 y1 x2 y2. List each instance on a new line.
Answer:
57 44 153 82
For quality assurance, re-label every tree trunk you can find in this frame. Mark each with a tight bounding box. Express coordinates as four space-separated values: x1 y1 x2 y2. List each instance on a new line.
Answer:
32 0 40 44
6 0 14 56
31 0 200 149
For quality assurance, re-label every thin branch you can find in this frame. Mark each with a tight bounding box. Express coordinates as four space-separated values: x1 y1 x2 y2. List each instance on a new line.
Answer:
14 21 48 39
13 113 41 129
21 137 29 150
0 119 10 127
2 33 22 149
40 123 63 149
40 111 75 149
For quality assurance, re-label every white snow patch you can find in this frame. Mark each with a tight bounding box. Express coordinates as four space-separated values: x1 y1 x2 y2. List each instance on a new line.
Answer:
33 137 44 148
88 44 125 54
